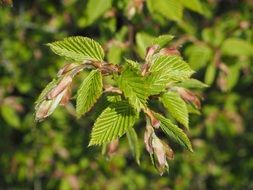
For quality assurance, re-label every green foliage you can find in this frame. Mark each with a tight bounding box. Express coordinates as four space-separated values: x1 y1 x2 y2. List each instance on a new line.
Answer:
35 32 200 173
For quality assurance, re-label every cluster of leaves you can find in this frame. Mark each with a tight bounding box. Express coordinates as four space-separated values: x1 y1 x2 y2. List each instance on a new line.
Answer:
35 35 206 174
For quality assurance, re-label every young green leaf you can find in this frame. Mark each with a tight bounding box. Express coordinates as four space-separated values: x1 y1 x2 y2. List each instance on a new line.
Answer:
117 64 148 111
89 101 138 146
126 127 141 165
150 55 195 82
152 35 174 48
185 44 212 70
146 71 170 95
147 0 183 22
176 79 208 89
154 113 193 152
79 0 112 27
205 63 216 85
179 0 203 14
76 70 103 118
47 36 104 62
160 91 189 129
1 105 20 128
136 32 155 58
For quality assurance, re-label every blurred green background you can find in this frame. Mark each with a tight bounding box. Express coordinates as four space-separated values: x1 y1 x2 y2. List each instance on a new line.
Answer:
1 0 253 189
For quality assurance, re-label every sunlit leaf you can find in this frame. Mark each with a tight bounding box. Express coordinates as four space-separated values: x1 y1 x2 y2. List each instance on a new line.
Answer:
47 36 104 62
89 101 138 146
76 70 103 118
160 91 189 129
117 64 148 111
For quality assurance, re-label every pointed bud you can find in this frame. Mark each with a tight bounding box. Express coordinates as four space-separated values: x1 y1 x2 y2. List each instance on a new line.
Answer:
35 100 53 121
159 47 180 56
60 86 72 106
152 137 174 175
177 88 201 109
35 88 69 121
145 45 159 62
107 139 119 156
145 109 160 128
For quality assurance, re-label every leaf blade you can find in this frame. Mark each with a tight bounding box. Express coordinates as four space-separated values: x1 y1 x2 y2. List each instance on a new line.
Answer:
47 36 104 62
89 101 138 146
76 70 103 118
117 64 148 111
160 91 189 129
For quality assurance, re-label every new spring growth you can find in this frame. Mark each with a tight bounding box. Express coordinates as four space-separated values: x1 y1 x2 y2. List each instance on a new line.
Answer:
35 63 84 121
144 117 174 175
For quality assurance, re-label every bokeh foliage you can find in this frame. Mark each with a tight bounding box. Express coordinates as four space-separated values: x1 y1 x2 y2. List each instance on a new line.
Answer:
0 0 253 189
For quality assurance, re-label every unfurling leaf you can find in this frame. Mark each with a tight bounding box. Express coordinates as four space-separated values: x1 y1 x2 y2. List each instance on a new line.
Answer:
89 101 138 146
76 70 103 118
47 36 104 62
154 113 193 152
176 79 208 89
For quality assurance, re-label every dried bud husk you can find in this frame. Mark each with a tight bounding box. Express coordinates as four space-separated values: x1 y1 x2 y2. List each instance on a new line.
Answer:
144 118 174 175
107 139 119 156
153 136 174 175
60 85 72 106
145 109 160 128
57 63 79 77
35 100 53 121
159 47 180 56
35 88 69 121
144 123 154 154
145 45 159 63
47 76 72 99
177 88 201 109
100 63 120 75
